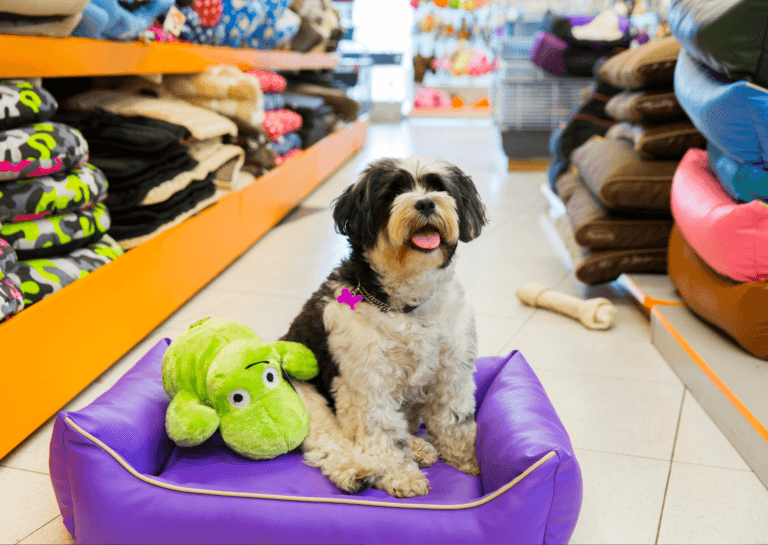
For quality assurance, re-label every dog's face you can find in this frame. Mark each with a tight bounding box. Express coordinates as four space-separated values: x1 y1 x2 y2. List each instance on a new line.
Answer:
332 157 487 275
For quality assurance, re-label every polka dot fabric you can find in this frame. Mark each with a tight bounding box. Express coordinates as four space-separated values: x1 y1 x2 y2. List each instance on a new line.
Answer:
179 6 225 45
247 70 287 93
193 0 222 27
262 109 302 141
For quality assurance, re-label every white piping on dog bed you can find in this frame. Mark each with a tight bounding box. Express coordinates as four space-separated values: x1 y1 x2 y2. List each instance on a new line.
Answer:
65 416 557 510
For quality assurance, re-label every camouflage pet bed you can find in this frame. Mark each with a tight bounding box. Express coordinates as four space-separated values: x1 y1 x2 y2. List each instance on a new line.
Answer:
3 233 123 311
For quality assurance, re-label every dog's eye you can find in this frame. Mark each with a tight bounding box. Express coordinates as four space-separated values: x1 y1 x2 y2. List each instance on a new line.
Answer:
262 367 279 389
227 389 251 408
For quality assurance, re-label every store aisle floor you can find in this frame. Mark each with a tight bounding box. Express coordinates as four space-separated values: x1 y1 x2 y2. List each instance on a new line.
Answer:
3 120 768 544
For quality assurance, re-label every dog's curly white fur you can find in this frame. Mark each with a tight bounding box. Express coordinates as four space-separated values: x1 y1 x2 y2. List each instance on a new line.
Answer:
281 156 488 498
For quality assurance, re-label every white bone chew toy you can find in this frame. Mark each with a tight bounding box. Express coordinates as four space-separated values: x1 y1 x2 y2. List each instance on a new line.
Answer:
516 282 617 330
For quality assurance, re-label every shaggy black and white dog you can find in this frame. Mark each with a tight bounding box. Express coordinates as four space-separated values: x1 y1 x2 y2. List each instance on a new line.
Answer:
281 157 488 498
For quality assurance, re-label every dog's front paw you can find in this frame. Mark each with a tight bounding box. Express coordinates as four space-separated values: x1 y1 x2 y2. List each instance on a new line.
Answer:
410 437 438 468
377 465 430 498
304 446 381 494
457 459 481 477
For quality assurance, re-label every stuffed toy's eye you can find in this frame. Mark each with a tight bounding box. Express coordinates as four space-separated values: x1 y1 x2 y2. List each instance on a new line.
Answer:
228 389 251 408
262 366 279 388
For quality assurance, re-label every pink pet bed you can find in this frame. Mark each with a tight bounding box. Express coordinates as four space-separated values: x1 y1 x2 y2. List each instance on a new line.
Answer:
671 148 768 282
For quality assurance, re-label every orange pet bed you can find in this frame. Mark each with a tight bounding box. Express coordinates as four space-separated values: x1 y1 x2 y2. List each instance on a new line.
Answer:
668 225 768 359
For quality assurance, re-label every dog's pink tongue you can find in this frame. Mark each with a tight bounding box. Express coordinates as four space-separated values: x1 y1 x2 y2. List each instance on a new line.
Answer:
412 233 440 249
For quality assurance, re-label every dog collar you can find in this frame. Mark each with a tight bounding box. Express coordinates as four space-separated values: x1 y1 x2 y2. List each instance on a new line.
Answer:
354 282 424 318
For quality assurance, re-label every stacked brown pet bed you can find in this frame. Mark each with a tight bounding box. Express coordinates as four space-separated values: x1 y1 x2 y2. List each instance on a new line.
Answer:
551 35 705 285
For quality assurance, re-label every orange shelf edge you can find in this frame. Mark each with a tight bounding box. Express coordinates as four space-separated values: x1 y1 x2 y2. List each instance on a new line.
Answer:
0 35 338 78
0 119 367 459
409 106 493 118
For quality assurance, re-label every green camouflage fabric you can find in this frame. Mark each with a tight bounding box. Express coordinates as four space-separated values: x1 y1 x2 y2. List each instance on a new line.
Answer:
0 80 58 131
5 234 123 309
0 277 24 321
0 203 110 260
0 163 108 223
0 237 16 281
0 121 89 182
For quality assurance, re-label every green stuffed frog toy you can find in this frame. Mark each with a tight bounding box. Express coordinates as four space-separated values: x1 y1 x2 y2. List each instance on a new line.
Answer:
161 318 318 460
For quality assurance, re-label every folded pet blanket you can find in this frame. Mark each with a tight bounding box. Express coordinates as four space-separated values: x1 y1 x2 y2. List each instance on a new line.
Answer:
178 5 225 45
605 121 705 159
5 233 123 308
0 12 83 37
269 132 302 156
605 90 685 123
262 109 303 142
163 66 263 104
53 109 191 155
248 5 300 49
63 90 237 142
571 136 679 211
0 122 89 182
554 210 667 285
219 0 264 48
109 174 217 243
263 93 286 111
0 0 89 17
0 163 108 223
0 203 111 260
598 36 681 89
0 80 58 131
247 70 287 94
556 169 673 250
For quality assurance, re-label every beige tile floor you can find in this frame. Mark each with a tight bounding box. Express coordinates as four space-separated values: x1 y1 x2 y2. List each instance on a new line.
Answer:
2 120 768 544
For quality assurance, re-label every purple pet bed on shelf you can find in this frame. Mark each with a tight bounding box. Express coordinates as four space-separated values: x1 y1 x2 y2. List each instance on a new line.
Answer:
49 339 582 544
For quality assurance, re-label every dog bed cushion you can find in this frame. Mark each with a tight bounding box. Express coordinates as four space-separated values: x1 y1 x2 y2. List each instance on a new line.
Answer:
93 144 198 194
0 238 16 281
163 66 263 104
0 0 89 17
530 31 568 76
557 169 673 249
0 122 88 182
178 5 226 45
270 132 303 156
605 120 705 159
53 109 191 155
554 210 667 284
263 93 286 111
668 225 768 359
571 136 678 211
249 7 300 49
598 36 681 88
262 109 303 142
0 164 108 223
675 49 768 168
0 12 83 37
49 339 582 544
0 80 58 131
220 0 265 48
5 233 123 308
0 277 24 321
707 143 768 203
247 70 287 94
0 203 110 260
604 90 684 122
671 148 768 282
668 0 768 88
63 90 238 142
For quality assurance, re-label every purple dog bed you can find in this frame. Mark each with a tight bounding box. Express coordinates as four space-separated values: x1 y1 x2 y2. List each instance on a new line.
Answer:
49 339 582 544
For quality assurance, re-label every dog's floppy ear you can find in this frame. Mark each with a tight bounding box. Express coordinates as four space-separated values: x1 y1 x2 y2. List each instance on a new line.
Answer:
447 166 488 242
332 160 394 247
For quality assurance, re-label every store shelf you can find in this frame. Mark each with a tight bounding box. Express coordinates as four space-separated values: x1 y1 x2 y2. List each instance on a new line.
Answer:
0 35 338 78
0 118 368 460
652 305 768 490
616 273 684 316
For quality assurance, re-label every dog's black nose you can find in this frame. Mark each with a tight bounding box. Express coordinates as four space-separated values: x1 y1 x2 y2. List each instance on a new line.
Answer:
414 198 436 216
